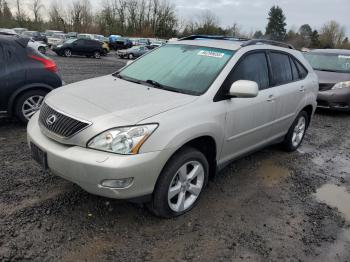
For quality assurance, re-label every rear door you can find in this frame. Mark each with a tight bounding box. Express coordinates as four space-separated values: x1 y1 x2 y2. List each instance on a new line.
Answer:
72 39 85 55
221 51 278 161
0 42 26 110
268 51 308 135
0 42 7 110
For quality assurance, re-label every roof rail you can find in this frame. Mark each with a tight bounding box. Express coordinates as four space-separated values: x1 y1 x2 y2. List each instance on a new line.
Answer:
241 39 295 50
179 35 250 41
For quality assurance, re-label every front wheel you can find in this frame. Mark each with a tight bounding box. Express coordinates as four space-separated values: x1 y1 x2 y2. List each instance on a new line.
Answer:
283 111 309 151
14 90 48 124
128 53 134 60
93 51 101 59
63 49 72 57
149 147 209 218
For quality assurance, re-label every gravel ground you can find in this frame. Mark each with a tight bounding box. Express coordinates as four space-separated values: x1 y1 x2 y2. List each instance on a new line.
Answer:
1 52 350 262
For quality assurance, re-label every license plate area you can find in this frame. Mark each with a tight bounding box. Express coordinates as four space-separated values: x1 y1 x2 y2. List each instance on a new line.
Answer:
30 142 48 170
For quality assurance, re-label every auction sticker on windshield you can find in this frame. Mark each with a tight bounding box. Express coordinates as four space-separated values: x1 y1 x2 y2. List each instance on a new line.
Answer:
198 50 225 58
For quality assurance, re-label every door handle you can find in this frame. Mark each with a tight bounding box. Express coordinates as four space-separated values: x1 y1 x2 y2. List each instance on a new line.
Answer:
299 86 305 92
266 94 276 102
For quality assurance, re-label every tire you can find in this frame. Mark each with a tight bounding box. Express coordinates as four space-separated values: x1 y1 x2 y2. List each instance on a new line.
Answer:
14 90 48 124
149 147 209 218
38 46 46 54
93 51 101 59
63 49 72 57
128 53 134 59
282 111 309 152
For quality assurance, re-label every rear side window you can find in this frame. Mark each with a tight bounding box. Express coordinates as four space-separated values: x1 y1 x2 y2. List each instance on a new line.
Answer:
269 52 293 85
289 57 299 80
227 52 270 90
294 59 308 78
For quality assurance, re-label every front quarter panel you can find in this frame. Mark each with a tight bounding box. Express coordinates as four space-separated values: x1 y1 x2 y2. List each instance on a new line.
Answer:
138 98 226 162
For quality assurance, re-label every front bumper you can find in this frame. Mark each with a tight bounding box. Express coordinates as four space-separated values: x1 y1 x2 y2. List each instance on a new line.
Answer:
27 113 173 200
317 88 350 110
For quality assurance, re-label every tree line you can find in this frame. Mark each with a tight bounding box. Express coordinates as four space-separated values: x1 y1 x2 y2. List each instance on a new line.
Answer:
0 0 349 49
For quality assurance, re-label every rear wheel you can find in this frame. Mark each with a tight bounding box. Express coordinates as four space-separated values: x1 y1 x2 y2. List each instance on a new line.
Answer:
128 53 134 59
149 147 209 218
93 51 101 59
64 49 72 57
14 90 48 124
283 111 309 151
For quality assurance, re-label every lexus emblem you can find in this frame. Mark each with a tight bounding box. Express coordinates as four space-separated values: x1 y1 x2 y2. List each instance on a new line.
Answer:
46 114 57 126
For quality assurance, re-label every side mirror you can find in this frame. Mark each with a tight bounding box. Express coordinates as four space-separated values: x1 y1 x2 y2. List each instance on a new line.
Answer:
229 80 259 98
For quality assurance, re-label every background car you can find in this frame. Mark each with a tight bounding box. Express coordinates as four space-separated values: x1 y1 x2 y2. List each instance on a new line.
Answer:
304 49 350 111
0 35 62 123
21 30 48 43
12 28 28 35
77 33 94 40
47 33 66 48
117 45 150 59
0 28 17 35
45 30 64 37
27 39 48 54
52 38 104 58
109 37 132 50
67 32 78 38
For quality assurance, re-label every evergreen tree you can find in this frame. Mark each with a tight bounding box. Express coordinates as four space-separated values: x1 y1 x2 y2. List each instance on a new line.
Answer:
265 5 287 41
253 30 263 39
310 30 320 48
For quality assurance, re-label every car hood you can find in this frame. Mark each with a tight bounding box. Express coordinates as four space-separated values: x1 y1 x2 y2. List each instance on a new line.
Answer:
314 70 350 90
45 75 197 125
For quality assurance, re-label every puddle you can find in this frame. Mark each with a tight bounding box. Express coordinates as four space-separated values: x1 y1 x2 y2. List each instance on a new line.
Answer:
315 184 350 221
256 160 290 186
297 144 315 154
315 184 350 261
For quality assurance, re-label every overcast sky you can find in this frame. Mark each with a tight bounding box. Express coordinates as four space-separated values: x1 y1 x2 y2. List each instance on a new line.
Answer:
174 0 350 36
14 0 350 36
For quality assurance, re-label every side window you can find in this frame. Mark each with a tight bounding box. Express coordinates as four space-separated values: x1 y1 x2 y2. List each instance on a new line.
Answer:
269 52 293 85
228 52 270 90
289 56 299 80
294 59 308 79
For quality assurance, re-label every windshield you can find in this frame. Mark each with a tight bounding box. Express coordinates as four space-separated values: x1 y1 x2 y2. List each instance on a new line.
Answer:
53 34 65 39
304 52 350 73
119 44 234 95
65 39 76 44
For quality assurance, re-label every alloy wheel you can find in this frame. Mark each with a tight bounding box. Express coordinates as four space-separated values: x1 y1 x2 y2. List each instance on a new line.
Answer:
167 161 205 212
292 116 306 147
21 95 44 120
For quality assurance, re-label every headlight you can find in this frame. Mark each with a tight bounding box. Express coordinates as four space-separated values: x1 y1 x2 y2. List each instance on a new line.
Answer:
56 44 62 48
87 124 158 154
332 81 350 90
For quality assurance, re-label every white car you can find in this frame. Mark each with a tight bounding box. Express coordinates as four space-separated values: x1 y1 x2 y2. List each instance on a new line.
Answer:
28 39 47 54
48 33 66 48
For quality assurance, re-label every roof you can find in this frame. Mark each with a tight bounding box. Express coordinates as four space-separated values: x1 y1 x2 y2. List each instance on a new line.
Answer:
171 39 243 51
310 49 350 55
0 34 29 47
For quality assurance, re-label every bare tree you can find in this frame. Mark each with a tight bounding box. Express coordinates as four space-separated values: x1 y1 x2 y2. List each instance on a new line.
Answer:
15 0 27 26
30 0 43 23
320 20 346 48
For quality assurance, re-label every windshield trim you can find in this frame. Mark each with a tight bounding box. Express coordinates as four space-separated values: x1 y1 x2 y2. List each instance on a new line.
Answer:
118 44 235 96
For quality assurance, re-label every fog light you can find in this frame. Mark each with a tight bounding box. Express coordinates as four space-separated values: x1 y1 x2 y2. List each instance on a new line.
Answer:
100 178 134 189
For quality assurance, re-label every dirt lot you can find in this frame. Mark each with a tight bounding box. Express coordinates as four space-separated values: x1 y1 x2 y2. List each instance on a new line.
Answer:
1 52 350 262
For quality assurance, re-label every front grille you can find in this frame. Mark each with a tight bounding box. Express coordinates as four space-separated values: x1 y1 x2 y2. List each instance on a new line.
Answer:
39 103 90 138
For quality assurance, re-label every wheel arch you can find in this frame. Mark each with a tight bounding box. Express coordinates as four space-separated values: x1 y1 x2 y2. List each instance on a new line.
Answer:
7 84 54 116
301 104 314 127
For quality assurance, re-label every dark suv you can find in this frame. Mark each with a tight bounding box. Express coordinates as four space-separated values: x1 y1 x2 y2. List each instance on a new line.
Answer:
0 35 62 123
52 38 104 58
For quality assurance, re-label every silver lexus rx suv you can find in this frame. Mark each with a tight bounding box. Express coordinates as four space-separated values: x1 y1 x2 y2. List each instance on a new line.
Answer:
27 36 318 218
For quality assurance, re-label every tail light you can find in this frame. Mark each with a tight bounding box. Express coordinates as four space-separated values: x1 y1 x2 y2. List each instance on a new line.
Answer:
29 55 58 73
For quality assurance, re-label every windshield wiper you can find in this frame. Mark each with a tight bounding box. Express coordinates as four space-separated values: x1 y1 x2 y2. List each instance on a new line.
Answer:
115 73 141 84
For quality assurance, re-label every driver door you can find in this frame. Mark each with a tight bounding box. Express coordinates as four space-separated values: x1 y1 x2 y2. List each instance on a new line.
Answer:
220 51 278 162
